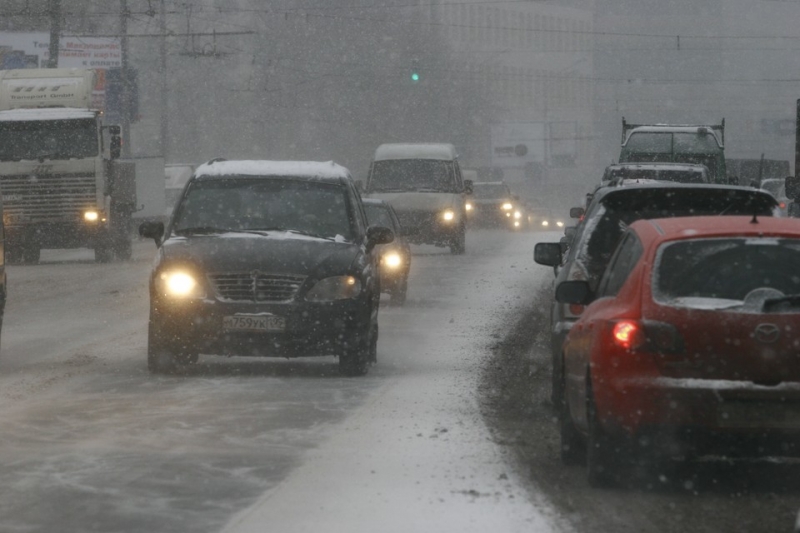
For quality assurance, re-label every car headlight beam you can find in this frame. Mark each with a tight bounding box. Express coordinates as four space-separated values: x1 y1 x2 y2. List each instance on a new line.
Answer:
158 270 205 298
502 202 513 211
442 209 455 222
383 252 403 269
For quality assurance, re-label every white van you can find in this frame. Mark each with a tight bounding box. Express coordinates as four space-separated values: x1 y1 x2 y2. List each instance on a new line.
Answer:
365 143 472 254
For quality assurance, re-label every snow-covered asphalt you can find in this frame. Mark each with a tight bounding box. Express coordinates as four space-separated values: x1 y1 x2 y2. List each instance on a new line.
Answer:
0 229 564 533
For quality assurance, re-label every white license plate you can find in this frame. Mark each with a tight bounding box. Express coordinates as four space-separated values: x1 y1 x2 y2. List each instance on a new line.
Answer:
718 402 800 429
223 315 285 332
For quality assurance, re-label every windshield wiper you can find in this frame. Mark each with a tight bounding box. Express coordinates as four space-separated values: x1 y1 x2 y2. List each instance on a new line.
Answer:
249 227 338 241
763 294 800 312
416 187 445 193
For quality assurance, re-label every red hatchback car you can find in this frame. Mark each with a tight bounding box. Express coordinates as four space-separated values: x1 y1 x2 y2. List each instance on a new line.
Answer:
556 216 800 486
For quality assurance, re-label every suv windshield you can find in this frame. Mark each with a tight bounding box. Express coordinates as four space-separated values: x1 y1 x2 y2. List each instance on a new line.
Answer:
576 188 776 285
0 118 98 161
369 159 456 192
173 177 355 241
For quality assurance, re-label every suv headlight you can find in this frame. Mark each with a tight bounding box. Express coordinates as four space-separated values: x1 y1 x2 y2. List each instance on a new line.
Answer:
306 275 362 301
156 269 206 298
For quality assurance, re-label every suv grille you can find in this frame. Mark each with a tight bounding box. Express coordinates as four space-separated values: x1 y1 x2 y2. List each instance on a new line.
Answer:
208 273 306 302
0 173 97 225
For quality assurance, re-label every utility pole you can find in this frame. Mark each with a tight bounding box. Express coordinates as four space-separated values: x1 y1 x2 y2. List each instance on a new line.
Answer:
120 0 132 158
47 0 60 68
160 0 169 161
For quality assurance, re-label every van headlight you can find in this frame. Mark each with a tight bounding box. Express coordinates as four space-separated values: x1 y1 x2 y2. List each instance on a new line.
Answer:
156 270 206 298
84 210 100 222
441 209 455 222
306 275 362 301
382 252 403 269
502 202 513 211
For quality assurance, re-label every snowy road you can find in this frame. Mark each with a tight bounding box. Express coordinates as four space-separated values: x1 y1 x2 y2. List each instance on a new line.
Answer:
0 230 565 533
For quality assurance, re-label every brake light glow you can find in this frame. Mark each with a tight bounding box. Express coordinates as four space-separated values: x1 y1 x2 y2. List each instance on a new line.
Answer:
780 202 787 209
612 320 643 349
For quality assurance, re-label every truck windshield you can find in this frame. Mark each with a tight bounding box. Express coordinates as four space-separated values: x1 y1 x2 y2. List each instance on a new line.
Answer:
0 118 98 161
369 159 456 192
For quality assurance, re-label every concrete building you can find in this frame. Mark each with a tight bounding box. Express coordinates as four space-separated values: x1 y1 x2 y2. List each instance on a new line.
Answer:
426 0 596 206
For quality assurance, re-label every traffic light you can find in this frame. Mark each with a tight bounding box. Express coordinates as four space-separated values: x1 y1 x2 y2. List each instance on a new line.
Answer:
410 59 421 83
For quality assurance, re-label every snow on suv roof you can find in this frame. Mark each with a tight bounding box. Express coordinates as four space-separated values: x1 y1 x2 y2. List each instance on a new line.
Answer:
373 143 457 161
194 160 351 181
606 163 708 172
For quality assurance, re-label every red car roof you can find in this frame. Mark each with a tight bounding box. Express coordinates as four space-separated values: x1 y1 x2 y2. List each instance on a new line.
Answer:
630 216 800 244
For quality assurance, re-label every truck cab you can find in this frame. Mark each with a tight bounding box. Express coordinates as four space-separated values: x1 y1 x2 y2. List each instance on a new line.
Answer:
619 119 727 184
0 68 132 263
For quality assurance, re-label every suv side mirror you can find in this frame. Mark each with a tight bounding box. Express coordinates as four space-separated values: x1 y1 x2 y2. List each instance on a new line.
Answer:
555 280 593 305
533 242 562 266
464 179 473 195
569 207 585 219
366 225 394 251
786 176 800 200
139 221 164 245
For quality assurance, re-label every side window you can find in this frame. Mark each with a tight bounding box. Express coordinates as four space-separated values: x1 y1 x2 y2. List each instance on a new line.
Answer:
596 232 644 298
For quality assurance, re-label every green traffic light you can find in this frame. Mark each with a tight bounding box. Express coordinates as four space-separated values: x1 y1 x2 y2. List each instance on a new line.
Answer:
411 72 420 82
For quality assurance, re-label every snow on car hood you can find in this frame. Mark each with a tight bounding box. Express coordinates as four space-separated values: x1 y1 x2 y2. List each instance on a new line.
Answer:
158 232 361 277
367 192 460 213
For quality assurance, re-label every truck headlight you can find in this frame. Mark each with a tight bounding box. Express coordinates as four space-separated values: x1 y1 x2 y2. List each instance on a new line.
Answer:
465 202 473 212
306 275 362 301
441 209 455 222
157 270 205 298
84 210 100 222
383 252 403 269
502 202 513 211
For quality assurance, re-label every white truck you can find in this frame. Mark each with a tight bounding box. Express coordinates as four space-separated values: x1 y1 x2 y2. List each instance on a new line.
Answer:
0 68 134 263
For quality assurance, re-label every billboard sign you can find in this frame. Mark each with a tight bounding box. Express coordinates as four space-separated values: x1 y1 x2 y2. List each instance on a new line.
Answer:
0 32 124 116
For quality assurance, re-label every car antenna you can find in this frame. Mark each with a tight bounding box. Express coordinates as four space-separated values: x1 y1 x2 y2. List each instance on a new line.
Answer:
751 207 759 224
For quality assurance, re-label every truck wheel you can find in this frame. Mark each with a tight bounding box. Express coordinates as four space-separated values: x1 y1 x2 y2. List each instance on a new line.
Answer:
339 328 370 376
94 244 114 263
22 245 40 264
449 225 466 255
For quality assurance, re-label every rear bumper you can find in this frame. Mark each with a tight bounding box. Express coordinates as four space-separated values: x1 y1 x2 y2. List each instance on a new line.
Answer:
596 376 800 453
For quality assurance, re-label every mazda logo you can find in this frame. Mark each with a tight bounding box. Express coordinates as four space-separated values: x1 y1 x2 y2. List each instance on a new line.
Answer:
754 323 780 344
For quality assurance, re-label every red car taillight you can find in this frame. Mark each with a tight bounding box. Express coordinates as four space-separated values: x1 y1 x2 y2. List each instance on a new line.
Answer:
610 320 684 354
612 320 645 350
